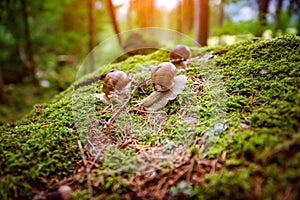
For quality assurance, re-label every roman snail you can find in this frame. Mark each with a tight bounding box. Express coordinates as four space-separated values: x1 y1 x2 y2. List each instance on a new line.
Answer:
46 185 72 200
94 70 131 104
140 62 187 111
103 70 130 95
152 62 176 92
170 44 190 68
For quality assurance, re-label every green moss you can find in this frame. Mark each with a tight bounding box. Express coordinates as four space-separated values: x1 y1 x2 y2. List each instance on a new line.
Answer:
1 35 300 199
202 35 300 199
0 95 80 199
195 168 255 200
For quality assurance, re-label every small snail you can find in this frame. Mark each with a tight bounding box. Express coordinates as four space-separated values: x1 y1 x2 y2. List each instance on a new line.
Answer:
152 62 176 92
170 44 190 60
140 62 187 111
94 70 131 104
46 185 72 200
170 44 190 68
103 70 130 96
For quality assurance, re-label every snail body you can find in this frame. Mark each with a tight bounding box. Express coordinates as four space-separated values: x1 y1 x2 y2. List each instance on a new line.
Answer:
140 62 187 111
139 91 164 108
151 62 176 92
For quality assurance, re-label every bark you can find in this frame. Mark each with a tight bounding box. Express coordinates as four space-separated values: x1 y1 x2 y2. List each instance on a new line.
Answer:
194 0 209 46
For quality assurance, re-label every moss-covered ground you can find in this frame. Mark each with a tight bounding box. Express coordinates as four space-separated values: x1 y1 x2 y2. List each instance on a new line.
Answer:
0 35 299 199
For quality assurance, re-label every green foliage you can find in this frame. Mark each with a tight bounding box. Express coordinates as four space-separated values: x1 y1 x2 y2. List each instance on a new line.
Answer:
213 19 259 36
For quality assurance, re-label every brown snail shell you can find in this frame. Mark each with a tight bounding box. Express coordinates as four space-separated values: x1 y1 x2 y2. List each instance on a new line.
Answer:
46 185 72 200
151 62 176 92
170 44 190 61
103 70 130 95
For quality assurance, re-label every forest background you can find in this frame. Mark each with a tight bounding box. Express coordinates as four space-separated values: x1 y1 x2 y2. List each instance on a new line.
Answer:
0 0 299 124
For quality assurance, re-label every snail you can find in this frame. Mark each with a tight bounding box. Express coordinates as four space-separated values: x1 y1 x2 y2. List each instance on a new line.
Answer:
140 62 187 111
46 185 72 200
170 44 190 68
152 62 176 92
94 70 131 104
103 70 130 96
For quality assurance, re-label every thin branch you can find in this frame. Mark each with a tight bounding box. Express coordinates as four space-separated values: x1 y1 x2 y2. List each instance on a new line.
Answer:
77 140 92 200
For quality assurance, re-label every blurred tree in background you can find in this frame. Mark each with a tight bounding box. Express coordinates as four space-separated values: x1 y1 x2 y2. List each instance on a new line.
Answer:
213 0 299 40
0 0 111 123
257 0 271 36
0 0 299 124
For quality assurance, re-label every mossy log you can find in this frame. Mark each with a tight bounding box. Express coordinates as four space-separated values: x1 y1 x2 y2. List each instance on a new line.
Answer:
0 35 299 199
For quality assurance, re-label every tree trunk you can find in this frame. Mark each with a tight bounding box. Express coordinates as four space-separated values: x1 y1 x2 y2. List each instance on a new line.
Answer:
127 0 153 28
273 0 283 36
182 0 194 35
287 0 300 36
194 0 209 46
107 0 122 47
256 0 270 37
87 0 95 70
296 2 300 36
218 0 224 45
136 0 153 27
287 0 296 17
148 0 155 27
127 0 132 29
0 69 4 101
177 0 183 33
219 0 224 27
20 0 37 84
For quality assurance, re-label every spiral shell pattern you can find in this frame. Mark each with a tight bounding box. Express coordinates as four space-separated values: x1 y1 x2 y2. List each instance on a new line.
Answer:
151 62 176 92
103 70 130 95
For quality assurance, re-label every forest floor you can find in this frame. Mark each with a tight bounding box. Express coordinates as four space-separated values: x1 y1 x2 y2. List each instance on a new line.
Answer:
0 35 299 200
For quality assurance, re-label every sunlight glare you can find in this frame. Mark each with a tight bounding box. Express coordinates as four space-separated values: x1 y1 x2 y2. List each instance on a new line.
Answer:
112 0 130 6
155 0 179 12
112 0 179 12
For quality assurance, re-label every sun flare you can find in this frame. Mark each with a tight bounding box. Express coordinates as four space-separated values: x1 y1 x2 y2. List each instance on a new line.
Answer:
112 0 179 12
155 0 178 11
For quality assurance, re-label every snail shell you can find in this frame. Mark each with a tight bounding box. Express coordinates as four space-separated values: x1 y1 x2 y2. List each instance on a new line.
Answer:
151 62 176 92
170 44 190 61
103 70 130 95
